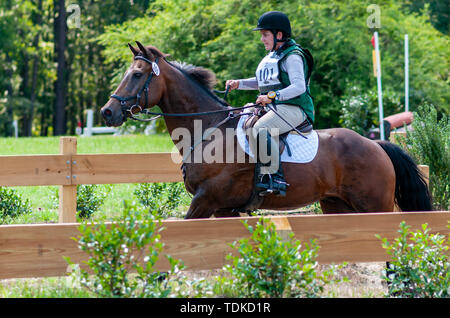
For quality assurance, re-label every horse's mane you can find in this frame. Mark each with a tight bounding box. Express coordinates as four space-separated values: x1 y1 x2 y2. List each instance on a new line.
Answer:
171 61 217 90
146 46 228 107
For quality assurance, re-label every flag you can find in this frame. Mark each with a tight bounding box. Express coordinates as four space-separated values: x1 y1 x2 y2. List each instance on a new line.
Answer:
371 35 377 77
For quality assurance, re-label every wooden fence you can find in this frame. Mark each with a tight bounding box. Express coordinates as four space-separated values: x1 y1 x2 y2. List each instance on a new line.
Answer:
0 137 184 223
0 137 448 280
1 212 448 279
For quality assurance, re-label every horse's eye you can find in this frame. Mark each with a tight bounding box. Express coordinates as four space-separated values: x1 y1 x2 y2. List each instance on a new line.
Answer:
134 72 143 78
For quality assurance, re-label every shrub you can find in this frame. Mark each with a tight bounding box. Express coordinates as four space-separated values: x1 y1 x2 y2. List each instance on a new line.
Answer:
377 221 449 298
339 86 403 136
0 187 32 222
217 217 346 297
65 201 186 298
76 184 108 219
405 103 449 210
134 182 190 218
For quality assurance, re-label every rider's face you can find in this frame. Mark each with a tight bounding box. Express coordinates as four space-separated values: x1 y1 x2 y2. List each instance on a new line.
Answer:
260 30 284 51
260 30 274 51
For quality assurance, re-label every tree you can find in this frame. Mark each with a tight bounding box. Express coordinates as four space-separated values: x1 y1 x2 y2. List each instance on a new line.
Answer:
53 0 67 135
0 0 447 136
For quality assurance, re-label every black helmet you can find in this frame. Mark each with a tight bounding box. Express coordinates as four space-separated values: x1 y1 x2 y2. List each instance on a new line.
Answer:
253 11 292 38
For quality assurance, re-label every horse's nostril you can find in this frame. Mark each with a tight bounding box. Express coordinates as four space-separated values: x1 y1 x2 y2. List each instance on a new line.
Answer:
103 108 113 118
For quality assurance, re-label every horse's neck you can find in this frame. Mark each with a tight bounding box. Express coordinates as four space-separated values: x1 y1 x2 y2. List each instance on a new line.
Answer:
160 68 227 136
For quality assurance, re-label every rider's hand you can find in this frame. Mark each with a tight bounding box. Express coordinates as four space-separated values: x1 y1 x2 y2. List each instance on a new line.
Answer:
255 94 272 106
225 80 240 90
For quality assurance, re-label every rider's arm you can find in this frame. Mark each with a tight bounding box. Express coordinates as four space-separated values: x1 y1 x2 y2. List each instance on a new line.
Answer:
238 77 259 90
276 54 306 101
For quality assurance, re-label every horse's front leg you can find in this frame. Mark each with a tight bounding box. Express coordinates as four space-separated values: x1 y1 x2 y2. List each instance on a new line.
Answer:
213 208 241 218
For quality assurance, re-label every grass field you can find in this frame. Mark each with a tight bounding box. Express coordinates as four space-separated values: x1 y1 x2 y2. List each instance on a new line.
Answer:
0 134 184 224
0 134 174 155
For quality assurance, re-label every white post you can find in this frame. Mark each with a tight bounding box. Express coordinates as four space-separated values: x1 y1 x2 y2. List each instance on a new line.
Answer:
12 120 18 138
374 32 385 140
404 34 409 113
84 109 94 136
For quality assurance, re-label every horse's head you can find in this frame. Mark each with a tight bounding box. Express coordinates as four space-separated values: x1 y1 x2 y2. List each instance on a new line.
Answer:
101 41 167 127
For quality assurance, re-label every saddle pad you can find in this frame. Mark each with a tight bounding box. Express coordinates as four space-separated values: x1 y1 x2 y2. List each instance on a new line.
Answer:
236 115 319 163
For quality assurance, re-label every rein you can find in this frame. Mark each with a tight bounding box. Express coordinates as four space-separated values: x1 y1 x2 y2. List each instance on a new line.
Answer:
133 103 261 122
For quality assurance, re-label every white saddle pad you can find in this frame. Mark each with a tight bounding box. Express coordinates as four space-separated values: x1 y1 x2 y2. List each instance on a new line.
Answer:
236 115 319 163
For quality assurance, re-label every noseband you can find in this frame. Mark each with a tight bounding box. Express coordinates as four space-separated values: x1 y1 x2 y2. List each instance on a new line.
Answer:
110 55 160 117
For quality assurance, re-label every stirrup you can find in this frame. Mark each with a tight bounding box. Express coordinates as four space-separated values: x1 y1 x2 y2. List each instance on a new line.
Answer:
256 174 289 197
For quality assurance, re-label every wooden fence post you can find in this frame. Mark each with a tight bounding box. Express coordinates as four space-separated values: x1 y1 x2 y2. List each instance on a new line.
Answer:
389 131 407 148
59 137 77 223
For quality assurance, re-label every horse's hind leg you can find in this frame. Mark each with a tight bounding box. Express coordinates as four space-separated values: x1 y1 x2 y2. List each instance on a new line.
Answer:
319 197 356 214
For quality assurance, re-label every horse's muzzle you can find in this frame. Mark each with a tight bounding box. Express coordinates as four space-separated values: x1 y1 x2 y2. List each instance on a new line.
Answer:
101 106 125 127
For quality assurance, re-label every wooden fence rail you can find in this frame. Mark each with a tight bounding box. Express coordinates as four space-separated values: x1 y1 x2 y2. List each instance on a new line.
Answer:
0 212 448 279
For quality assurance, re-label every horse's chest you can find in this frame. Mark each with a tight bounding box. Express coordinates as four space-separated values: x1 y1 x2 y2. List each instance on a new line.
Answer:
181 163 204 192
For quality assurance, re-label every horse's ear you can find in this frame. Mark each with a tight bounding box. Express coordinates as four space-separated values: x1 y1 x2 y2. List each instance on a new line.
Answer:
128 43 139 56
135 41 150 58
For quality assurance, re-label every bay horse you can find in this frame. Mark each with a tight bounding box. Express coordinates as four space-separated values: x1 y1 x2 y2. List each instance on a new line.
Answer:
101 42 432 219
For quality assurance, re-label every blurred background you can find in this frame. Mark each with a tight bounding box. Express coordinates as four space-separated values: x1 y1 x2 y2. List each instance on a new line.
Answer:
0 0 448 137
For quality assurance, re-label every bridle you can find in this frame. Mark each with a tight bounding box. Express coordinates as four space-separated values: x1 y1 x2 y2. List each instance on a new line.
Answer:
109 55 262 123
110 55 160 118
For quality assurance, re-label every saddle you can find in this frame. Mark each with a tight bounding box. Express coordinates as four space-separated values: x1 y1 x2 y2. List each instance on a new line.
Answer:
243 109 313 156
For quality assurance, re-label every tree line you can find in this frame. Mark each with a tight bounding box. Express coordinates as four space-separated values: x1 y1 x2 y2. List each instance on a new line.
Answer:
0 0 151 137
0 0 448 137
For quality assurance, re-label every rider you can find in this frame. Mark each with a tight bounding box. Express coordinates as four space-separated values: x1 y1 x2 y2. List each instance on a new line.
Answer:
226 11 315 196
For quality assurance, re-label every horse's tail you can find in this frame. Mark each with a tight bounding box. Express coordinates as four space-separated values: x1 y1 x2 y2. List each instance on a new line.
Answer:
376 140 432 211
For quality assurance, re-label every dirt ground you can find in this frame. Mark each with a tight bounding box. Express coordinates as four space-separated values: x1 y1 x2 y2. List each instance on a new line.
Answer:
322 262 388 297
185 262 388 298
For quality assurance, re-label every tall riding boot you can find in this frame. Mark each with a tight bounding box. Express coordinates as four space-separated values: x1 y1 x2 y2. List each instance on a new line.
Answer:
254 130 289 196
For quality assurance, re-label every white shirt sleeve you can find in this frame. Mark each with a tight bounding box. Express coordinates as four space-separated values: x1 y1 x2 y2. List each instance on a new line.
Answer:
238 77 259 90
277 54 306 101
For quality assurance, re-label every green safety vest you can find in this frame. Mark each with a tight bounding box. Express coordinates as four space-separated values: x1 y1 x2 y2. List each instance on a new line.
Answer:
274 40 314 123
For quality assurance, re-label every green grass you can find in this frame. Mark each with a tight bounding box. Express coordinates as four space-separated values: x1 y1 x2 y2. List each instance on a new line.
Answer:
0 134 175 155
0 277 93 298
0 134 181 224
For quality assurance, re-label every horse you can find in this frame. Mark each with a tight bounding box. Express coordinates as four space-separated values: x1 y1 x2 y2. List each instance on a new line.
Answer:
101 42 432 219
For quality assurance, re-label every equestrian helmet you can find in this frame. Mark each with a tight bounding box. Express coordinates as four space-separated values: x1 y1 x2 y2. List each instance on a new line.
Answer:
253 11 292 38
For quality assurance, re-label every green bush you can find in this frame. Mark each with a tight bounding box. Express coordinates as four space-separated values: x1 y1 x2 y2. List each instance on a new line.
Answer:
377 221 449 298
217 217 346 297
339 87 403 136
405 103 449 210
76 185 109 219
134 182 191 218
0 187 32 222
65 201 186 298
